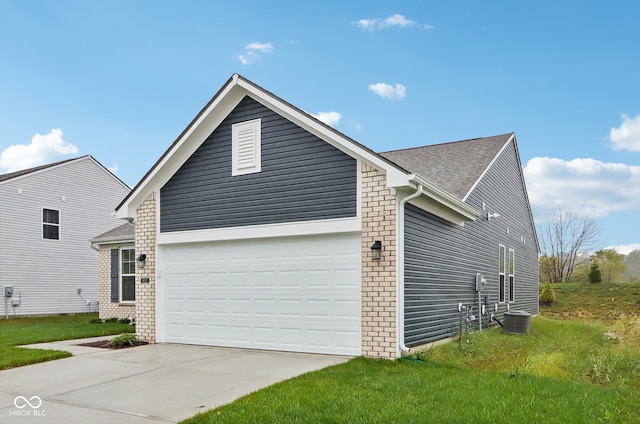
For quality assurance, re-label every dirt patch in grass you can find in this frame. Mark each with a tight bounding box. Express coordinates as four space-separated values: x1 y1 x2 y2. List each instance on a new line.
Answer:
77 340 148 349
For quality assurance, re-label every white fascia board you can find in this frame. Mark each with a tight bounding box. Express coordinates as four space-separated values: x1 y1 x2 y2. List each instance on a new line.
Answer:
115 82 245 220
157 217 360 245
89 235 135 246
404 175 480 225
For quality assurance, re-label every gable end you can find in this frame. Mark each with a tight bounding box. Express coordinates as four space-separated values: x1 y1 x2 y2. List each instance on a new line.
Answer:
160 96 358 232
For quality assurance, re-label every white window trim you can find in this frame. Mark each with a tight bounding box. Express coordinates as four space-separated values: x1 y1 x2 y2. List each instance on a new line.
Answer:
232 118 261 176
42 207 61 241
499 244 506 303
120 246 136 304
509 248 515 303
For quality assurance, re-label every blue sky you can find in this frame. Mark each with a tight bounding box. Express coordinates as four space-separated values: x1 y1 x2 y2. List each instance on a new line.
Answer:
1 1 638 253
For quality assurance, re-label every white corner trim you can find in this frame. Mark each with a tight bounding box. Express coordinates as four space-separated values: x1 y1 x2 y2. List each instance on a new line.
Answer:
155 244 166 343
156 217 361 245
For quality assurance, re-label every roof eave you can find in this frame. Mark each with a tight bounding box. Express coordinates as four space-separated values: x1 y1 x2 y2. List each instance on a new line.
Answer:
89 234 135 246
409 174 480 225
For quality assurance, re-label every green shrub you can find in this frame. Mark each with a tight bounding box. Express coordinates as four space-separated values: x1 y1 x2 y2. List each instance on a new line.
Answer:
108 333 137 347
88 318 102 324
539 283 557 305
104 317 119 323
589 261 603 283
117 318 131 325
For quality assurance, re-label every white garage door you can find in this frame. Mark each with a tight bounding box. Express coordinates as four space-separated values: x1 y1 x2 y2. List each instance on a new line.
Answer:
161 233 361 356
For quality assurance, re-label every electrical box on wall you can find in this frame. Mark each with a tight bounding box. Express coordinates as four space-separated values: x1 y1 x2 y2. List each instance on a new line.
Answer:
475 274 487 292
4 286 13 297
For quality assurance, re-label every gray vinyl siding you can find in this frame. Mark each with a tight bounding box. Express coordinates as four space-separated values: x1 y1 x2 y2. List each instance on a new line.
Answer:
404 140 538 346
160 96 357 232
0 157 130 316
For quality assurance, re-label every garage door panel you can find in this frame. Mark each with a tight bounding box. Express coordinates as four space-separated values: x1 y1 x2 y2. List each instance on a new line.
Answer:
162 233 361 355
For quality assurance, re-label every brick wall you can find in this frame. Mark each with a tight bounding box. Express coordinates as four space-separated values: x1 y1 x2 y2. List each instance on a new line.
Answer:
135 192 157 342
98 246 135 320
361 163 398 359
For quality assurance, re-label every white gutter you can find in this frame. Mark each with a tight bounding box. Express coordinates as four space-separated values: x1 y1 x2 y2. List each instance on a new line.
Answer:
409 174 479 221
397 184 424 355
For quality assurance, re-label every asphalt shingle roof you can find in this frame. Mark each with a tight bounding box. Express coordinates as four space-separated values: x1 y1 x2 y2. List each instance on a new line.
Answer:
91 222 135 242
380 133 513 199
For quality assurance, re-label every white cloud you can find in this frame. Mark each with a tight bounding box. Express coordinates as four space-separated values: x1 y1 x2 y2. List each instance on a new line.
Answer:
606 243 640 255
523 157 640 220
355 18 377 30
355 14 433 31
0 128 79 173
368 82 406 100
245 42 273 53
237 42 274 65
380 14 417 28
609 113 640 152
311 111 342 127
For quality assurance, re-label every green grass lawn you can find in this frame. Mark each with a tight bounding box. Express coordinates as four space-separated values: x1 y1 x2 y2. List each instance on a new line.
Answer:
540 282 640 322
183 354 638 424
181 283 640 424
0 313 133 370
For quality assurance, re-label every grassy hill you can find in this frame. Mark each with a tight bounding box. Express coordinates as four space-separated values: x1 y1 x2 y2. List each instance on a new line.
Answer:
540 282 640 322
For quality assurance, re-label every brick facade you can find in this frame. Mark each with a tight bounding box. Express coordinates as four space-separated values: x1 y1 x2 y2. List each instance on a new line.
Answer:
360 163 398 359
135 192 157 343
97 246 135 320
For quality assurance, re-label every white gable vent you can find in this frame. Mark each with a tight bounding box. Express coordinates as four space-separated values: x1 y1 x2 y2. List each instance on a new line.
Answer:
232 118 261 176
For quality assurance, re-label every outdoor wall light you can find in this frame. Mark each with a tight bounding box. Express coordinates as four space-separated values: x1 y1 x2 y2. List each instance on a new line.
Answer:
370 240 382 260
137 254 147 268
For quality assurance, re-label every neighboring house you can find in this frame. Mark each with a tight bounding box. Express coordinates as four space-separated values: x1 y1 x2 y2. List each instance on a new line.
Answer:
100 74 538 359
0 156 130 317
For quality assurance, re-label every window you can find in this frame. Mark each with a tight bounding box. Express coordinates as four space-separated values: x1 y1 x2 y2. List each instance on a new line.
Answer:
121 248 136 302
509 249 515 302
232 118 261 176
42 208 60 240
499 244 506 303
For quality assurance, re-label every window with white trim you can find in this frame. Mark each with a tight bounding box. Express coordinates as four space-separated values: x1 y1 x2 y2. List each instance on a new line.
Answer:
42 208 60 240
499 244 506 303
509 249 515 302
232 118 261 176
120 247 136 302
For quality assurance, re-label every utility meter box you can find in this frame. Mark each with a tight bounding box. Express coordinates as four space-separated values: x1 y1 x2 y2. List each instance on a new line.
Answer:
4 286 13 297
475 274 487 292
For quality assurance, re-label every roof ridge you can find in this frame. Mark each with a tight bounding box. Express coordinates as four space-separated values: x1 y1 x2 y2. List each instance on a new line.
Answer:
381 132 514 154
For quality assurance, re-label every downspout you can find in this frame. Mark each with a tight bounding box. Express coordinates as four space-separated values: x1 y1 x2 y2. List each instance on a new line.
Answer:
397 184 423 355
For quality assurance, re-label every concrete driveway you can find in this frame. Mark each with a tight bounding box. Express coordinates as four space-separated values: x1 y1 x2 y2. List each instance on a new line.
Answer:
0 337 350 424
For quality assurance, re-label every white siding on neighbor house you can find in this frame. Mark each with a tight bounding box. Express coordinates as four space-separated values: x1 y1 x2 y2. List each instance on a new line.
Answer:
0 157 130 316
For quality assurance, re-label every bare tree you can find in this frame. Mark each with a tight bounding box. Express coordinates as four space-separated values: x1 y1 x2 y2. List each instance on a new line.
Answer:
538 210 601 283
